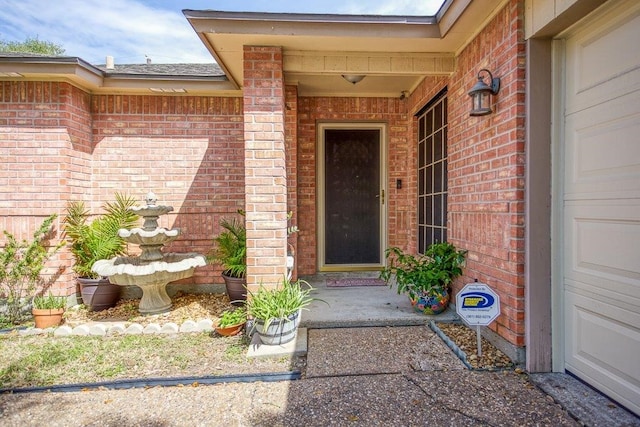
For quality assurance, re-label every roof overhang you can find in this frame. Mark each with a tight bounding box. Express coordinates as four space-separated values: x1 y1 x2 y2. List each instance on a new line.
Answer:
0 56 236 96
184 0 509 97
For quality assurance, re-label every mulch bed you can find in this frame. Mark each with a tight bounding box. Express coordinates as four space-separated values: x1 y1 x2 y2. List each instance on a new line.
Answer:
63 292 234 328
433 322 515 370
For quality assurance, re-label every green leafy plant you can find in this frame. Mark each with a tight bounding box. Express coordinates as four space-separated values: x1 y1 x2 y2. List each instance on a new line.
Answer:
380 242 467 300
0 214 62 325
208 210 246 278
217 306 247 328
0 36 66 55
32 293 66 310
246 277 319 330
62 193 139 279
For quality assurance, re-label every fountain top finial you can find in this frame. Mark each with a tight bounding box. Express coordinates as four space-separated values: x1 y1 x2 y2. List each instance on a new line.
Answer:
130 192 174 230
145 191 157 207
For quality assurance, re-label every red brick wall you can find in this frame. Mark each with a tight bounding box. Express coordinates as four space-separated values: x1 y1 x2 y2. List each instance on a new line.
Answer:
409 0 526 346
2 83 247 291
296 97 410 274
91 95 245 286
0 81 92 295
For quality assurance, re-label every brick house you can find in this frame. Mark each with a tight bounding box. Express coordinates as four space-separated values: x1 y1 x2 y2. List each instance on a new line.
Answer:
1 0 638 414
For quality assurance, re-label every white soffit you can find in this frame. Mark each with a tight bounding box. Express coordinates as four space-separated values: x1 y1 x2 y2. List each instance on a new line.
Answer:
184 0 509 96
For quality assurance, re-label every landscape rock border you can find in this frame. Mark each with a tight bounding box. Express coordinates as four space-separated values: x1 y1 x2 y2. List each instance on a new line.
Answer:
15 318 216 337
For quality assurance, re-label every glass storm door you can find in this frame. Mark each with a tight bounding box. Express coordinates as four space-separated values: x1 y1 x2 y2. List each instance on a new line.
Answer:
318 124 386 270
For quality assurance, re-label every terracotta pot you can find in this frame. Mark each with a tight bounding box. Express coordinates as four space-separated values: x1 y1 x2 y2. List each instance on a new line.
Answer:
215 321 246 337
221 273 247 306
78 277 121 312
32 308 64 329
410 288 450 315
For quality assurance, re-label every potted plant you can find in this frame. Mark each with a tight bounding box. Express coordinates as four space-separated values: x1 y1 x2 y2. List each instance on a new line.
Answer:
380 242 467 315
32 293 66 329
246 277 317 345
215 306 247 336
62 193 139 312
208 210 246 305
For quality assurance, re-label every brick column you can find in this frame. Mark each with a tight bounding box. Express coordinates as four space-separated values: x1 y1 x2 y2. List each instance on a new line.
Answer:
243 46 288 290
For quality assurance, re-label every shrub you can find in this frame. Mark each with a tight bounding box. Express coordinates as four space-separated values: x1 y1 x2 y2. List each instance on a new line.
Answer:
0 214 61 324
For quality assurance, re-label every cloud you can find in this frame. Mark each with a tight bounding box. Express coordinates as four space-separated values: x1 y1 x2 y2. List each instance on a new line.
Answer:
0 0 212 64
0 0 445 65
340 0 442 15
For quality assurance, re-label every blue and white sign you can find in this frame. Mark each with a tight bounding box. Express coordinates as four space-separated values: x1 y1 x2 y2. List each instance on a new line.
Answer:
456 283 500 326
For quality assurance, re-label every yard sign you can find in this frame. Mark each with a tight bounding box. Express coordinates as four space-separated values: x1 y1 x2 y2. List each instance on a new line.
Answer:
456 282 500 356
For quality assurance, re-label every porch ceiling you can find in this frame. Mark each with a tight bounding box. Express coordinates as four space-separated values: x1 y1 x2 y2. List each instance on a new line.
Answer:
184 0 509 97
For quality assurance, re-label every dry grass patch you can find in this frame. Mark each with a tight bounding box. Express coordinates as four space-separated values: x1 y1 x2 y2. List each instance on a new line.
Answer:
0 332 299 390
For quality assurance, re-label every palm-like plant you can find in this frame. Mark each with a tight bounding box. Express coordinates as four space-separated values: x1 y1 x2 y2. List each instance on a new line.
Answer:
62 193 139 278
208 212 246 278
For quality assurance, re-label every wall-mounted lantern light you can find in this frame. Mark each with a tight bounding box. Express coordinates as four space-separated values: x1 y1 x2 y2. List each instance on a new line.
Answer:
468 68 500 116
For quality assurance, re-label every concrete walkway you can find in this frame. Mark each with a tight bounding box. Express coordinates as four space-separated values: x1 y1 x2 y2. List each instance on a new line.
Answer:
1 273 638 426
300 272 458 327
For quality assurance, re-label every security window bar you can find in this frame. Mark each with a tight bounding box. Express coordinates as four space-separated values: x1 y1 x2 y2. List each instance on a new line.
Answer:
417 90 448 254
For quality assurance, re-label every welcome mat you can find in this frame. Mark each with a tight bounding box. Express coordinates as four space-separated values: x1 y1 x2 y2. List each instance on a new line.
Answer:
326 278 386 288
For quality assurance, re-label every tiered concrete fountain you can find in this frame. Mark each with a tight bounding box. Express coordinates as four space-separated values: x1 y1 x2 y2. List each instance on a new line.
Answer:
92 192 206 314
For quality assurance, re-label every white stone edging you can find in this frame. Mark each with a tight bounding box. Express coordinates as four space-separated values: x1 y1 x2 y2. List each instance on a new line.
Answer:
18 319 215 337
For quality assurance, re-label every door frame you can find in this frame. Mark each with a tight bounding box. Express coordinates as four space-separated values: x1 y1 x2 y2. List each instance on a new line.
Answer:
316 122 388 271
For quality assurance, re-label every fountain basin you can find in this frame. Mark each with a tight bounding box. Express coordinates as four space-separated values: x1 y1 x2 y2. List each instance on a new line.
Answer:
92 254 206 314
119 228 180 246
94 254 206 286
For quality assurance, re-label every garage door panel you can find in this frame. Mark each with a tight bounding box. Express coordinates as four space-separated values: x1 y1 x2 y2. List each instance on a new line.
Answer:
564 202 640 302
565 5 640 113
564 90 640 199
560 0 640 415
564 291 640 412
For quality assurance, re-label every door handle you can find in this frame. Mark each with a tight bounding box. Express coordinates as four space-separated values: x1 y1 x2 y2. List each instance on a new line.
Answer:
375 189 385 205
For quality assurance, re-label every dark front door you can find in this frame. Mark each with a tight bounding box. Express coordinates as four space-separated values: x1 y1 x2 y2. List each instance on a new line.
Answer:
320 125 385 269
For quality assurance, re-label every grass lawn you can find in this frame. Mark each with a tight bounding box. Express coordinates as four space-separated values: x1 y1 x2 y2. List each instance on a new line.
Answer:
0 331 301 390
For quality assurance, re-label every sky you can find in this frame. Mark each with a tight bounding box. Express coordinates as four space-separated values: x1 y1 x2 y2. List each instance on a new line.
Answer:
0 0 444 65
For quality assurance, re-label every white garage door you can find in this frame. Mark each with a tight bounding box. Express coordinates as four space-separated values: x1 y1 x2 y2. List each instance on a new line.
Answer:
560 0 640 415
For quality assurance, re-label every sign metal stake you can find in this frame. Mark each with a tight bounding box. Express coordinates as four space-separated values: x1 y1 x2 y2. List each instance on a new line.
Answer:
476 325 482 357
